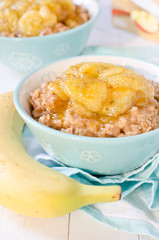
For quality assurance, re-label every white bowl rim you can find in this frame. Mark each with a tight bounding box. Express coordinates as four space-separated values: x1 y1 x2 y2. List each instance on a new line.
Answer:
0 0 99 41
14 55 159 143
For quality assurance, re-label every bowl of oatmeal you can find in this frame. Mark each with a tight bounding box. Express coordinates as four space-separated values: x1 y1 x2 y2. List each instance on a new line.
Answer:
14 56 159 175
0 0 99 72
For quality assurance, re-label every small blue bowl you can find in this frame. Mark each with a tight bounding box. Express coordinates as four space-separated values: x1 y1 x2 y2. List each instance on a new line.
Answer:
14 55 159 175
0 0 99 72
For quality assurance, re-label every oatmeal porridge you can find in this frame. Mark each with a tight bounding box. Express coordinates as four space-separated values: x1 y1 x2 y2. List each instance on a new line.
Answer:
0 0 89 37
29 62 159 137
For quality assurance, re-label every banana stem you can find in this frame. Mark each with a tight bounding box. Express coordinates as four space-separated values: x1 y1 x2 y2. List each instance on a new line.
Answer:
79 184 122 206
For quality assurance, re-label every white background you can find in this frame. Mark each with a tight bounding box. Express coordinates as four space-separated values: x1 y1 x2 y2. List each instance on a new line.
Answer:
0 0 157 239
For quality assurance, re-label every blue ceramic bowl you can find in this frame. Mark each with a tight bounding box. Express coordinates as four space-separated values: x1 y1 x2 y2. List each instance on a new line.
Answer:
14 55 159 175
0 0 99 72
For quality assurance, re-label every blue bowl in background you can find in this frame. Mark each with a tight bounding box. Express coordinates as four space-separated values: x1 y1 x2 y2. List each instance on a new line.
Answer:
14 55 159 175
0 0 99 72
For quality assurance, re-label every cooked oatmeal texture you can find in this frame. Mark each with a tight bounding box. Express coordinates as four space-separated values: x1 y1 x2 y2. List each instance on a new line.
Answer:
29 63 159 137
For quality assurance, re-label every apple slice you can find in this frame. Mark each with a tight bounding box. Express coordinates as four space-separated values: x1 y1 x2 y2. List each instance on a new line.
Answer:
112 8 130 16
131 10 158 34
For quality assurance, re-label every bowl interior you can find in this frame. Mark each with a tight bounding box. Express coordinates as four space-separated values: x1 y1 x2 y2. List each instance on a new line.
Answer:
17 56 159 118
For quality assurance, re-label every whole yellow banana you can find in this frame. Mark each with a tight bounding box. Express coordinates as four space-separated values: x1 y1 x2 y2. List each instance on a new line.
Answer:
0 92 121 218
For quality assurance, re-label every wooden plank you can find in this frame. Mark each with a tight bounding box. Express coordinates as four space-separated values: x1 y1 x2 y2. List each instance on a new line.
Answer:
139 236 156 240
0 205 69 240
69 210 138 240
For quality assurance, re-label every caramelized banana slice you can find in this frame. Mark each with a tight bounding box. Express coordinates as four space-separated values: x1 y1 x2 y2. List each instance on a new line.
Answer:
58 0 75 15
47 81 68 101
72 101 93 117
124 70 154 98
19 8 57 36
104 69 154 98
37 1 62 21
11 1 30 17
63 62 114 79
0 0 13 11
0 9 18 32
78 62 113 78
99 66 126 79
100 88 137 117
62 78 107 112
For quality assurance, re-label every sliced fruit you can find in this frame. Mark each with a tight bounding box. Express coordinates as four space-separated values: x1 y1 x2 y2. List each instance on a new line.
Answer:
62 77 108 112
71 101 93 117
18 9 57 36
100 88 136 117
0 9 19 32
99 66 126 79
112 8 130 16
131 10 158 34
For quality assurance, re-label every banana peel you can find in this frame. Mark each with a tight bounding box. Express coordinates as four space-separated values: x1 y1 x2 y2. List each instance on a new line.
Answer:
0 92 121 218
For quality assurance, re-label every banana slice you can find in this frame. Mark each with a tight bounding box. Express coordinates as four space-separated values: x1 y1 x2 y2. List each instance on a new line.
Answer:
62 77 108 112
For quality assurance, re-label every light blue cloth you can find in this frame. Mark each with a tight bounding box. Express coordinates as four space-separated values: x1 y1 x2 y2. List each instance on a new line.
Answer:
82 46 159 66
23 46 159 239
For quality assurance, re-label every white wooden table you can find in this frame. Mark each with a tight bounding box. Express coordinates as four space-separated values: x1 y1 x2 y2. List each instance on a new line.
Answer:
0 0 157 239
